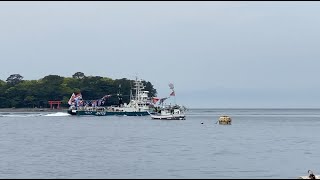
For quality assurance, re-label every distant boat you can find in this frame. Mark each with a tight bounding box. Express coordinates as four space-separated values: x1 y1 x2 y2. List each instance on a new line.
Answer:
149 104 186 120
149 83 187 120
67 77 152 116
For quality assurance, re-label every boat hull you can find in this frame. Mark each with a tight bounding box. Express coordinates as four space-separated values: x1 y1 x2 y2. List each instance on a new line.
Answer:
150 114 186 120
68 109 78 115
67 109 149 116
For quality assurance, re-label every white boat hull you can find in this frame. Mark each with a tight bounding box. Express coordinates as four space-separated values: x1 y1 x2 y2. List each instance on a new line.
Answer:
150 114 186 120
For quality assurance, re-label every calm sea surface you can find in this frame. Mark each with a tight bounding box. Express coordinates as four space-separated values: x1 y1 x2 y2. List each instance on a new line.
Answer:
0 108 319 179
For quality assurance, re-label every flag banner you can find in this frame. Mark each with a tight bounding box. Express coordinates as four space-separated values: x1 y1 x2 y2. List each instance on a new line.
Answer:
103 95 112 99
152 97 160 104
159 97 168 104
170 91 175 96
169 83 174 90
76 93 82 98
68 93 76 105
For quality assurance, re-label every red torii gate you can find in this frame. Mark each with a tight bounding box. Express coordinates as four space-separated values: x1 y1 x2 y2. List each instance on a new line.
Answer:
48 101 62 109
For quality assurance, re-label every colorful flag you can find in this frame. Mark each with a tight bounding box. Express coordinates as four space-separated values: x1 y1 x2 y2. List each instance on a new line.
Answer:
103 95 112 99
91 100 96 107
68 93 75 105
75 92 82 99
152 97 160 104
159 97 168 104
169 83 174 90
170 91 175 96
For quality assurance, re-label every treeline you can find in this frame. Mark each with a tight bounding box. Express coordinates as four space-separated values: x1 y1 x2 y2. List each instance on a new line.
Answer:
0 72 157 108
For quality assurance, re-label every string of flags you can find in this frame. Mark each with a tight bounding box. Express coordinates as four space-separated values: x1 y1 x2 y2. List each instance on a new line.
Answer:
151 83 176 105
169 82 175 96
68 82 177 106
68 92 112 107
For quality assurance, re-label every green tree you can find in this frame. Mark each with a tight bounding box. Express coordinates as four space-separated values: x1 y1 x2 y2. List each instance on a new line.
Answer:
72 72 86 79
39 75 65 103
0 80 5 86
24 96 36 108
0 74 157 108
41 75 64 85
144 81 157 97
6 74 23 85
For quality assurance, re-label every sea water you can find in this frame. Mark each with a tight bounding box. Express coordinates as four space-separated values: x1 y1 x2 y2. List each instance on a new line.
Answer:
0 109 319 178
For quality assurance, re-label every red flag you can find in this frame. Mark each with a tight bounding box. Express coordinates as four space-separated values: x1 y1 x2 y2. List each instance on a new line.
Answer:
170 91 175 96
152 97 160 104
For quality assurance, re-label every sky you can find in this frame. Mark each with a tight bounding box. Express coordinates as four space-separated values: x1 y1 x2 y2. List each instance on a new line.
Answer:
1 1 320 108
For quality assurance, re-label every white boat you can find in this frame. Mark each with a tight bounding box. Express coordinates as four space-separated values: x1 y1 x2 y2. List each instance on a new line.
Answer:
149 83 186 120
110 76 151 114
149 104 186 120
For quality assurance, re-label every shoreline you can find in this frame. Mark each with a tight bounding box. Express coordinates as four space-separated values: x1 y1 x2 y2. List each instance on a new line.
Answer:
0 108 67 112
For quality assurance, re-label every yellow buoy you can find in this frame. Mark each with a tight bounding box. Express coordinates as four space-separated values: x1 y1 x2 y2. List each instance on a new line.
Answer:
218 115 232 125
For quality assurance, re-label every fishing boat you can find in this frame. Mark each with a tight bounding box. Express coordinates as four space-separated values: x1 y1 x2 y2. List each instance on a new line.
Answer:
67 77 152 116
149 83 186 120
149 104 186 120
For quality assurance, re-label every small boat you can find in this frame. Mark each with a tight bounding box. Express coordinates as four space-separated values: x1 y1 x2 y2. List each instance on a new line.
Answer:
149 83 186 120
149 104 186 120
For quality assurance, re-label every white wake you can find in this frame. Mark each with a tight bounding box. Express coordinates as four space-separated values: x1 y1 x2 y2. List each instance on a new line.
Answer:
44 112 71 117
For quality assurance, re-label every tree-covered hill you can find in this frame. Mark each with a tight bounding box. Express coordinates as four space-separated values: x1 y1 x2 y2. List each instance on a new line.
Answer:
0 72 157 108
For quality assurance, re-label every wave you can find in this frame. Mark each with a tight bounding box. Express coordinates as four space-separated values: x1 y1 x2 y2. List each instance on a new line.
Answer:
44 112 71 117
0 113 43 117
0 112 70 117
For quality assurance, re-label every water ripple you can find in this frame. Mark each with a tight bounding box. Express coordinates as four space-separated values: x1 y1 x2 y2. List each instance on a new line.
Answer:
0 109 319 178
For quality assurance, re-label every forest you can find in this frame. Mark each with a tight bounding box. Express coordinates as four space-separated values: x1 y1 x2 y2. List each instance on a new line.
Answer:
0 72 157 108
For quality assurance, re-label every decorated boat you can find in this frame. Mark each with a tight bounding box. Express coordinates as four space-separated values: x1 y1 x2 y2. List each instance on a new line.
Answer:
67 77 152 116
149 83 187 120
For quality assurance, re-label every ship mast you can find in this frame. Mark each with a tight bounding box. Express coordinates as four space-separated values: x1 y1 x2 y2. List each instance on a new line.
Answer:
133 76 145 103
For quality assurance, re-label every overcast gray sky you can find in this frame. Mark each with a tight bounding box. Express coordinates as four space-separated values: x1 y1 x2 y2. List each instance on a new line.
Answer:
1 1 320 108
